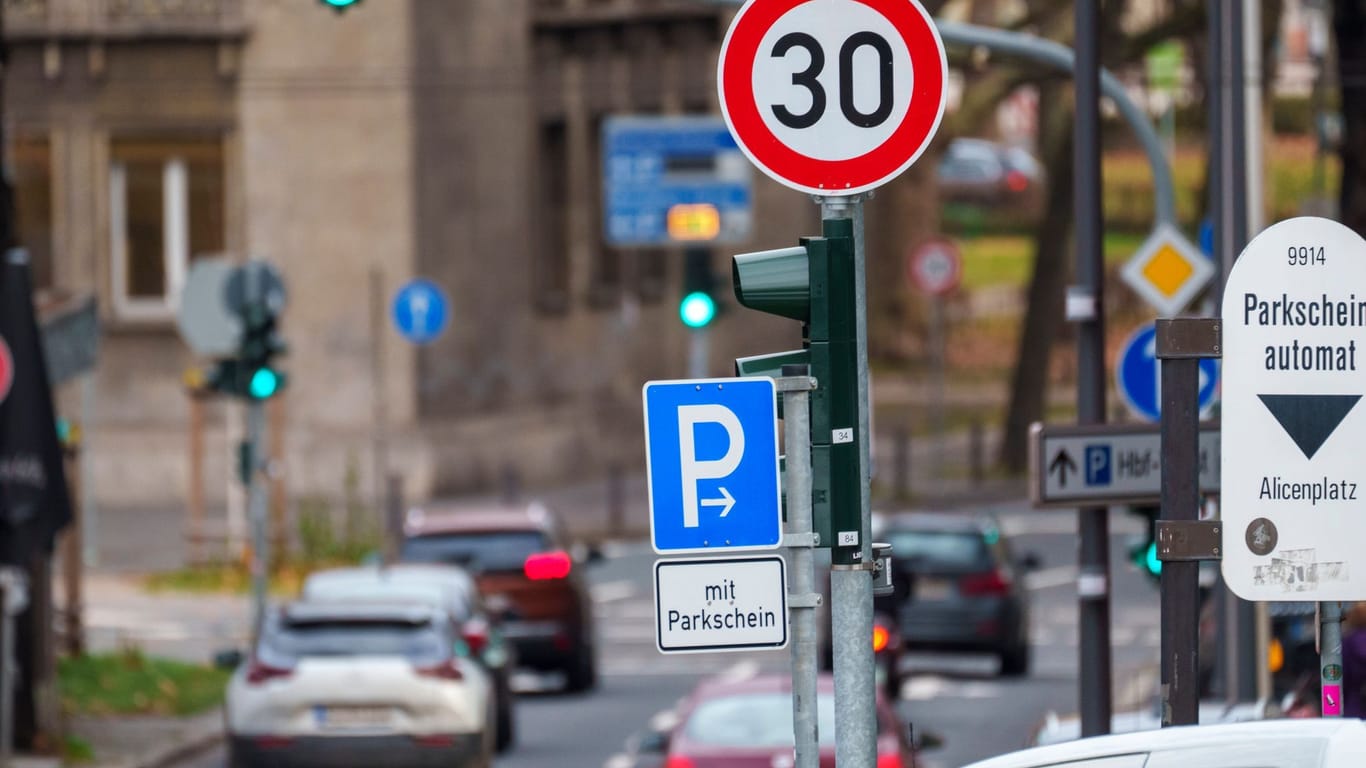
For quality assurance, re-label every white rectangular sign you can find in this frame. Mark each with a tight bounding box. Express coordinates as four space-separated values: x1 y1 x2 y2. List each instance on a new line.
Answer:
1030 422 1220 507
1222 216 1366 601
654 556 787 654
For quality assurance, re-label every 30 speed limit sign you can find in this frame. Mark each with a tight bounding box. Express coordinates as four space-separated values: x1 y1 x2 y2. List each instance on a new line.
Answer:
718 0 947 196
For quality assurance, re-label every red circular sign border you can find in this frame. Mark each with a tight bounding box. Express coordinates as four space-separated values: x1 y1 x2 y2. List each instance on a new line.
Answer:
906 237 962 296
718 0 947 196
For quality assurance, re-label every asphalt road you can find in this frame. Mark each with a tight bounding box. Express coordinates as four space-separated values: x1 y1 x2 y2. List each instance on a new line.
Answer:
174 503 1163 768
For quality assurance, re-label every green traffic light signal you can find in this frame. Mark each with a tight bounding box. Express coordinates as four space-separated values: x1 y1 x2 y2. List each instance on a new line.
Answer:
321 0 361 8
1143 541 1162 576
248 368 282 400
679 291 717 328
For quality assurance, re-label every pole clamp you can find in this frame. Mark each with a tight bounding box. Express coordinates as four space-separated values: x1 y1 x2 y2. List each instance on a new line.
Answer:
1155 318 1222 360
788 593 823 609
775 375 818 393
784 532 820 548
1156 519 1222 562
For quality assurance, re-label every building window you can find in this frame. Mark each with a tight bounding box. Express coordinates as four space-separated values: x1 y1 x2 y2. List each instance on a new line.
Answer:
535 120 570 314
109 137 224 320
12 136 53 292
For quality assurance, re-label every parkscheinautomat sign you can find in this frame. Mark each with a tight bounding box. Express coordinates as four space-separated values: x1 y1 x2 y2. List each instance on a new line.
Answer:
1222 217 1366 601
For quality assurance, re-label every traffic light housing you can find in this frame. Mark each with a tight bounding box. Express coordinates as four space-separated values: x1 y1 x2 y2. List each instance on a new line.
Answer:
680 249 719 329
732 218 860 564
205 293 287 401
1127 505 1162 582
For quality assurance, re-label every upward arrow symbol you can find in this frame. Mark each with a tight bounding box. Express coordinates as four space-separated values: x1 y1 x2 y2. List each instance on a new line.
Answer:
1049 450 1078 487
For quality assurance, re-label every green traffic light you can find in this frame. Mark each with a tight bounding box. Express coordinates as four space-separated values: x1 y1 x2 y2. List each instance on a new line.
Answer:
680 291 717 328
321 0 361 8
249 368 281 400
1144 541 1162 576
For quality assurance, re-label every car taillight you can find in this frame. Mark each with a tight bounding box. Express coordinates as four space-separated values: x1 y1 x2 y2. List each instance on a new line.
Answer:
524 550 572 580
959 570 1011 597
877 752 904 768
462 618 490 655
245 658 293 685
416 660 464 680
664 756 695 768
873 624 891 653
1005 169 1029 192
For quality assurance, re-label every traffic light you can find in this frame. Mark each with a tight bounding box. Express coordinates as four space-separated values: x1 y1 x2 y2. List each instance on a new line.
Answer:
1127 505 1162 581
319 0 362 11
732 218 859 563
680 249 719 329
235 299 288 400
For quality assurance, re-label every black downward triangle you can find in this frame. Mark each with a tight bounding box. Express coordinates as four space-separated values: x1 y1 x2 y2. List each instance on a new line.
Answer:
1258 394 1362 460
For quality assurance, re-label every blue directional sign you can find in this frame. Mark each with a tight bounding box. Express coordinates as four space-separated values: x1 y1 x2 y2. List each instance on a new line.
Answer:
603 117 752 247
643 378 781 554
1117 322 1219 422
391 279 449 345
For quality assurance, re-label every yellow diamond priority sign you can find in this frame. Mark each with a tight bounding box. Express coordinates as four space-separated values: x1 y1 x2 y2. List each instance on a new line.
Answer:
1120 223 1213 316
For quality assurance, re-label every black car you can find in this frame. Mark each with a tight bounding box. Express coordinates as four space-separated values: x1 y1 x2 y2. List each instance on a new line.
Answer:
874 513 1036 677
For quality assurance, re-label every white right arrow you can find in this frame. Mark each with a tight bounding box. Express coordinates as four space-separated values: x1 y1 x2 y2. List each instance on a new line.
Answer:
701 487 736 518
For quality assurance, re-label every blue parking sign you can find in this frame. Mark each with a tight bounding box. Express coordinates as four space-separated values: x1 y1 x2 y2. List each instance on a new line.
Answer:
643 378 782 554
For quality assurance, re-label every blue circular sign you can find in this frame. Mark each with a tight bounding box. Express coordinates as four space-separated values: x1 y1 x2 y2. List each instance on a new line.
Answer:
391 279 449 345
1116 322 1219 422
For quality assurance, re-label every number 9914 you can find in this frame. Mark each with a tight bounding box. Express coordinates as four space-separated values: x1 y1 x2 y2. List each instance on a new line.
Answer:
1288 246 1325 266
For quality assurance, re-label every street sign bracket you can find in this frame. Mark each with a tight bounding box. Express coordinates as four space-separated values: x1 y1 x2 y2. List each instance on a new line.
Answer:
784 532 820 549
774 375 818 393
788 593 822 609
1156 520 1222 562
1156 318 1221 360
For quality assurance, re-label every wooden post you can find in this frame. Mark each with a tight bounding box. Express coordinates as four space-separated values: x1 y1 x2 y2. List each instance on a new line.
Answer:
187 394 205 565
61 443 82 657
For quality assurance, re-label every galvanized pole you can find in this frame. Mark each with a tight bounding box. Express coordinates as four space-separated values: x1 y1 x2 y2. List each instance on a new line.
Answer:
1320 601 1344 716
781 367 819 768
820 194 876 768
930 296 946 494
1157 321 1203 727
246 400 268 639
688 329 710 379
1074 0 1112 737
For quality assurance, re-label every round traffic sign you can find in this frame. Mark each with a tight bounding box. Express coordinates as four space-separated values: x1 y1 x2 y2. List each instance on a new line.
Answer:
906 237 962 296
718 0 947 196
0 336 12 406
392 279 450 345
1116 322 1219 422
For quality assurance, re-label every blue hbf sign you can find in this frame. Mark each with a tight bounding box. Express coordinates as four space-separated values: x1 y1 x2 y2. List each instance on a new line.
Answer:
391 279 449 345
603 116 753 247
1117 322 1220 422
643 378 781 554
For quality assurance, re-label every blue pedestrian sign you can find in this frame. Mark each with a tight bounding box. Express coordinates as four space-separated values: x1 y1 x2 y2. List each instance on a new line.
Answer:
391 279 449 345
1117 322 1219 422
643 378 781 554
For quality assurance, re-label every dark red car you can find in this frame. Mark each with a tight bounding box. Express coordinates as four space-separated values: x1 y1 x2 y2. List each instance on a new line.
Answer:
639 673 918 768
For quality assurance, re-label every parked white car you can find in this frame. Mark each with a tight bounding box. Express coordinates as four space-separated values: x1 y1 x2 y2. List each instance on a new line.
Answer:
224 601 493 768
964 719 1366 768
301 564 518 751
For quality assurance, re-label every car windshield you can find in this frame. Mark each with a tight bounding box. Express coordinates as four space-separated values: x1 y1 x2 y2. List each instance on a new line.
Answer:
260 619 449 666
885 529 992 571
683 693 837 747
401 531 550 574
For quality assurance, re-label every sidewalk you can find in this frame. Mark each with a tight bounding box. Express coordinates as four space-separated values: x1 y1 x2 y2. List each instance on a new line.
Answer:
68 709 222 768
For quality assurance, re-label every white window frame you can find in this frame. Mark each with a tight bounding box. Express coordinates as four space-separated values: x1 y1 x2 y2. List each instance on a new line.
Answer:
110 155 189 320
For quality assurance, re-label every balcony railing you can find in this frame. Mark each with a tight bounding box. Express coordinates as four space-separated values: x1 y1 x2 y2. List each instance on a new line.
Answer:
4 0 246 40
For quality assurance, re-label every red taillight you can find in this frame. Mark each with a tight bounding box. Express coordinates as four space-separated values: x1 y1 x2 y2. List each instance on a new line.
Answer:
959 570 1010 597
873 624 891 653
664 756 696 768
252 735 294 750
877 752 905 768
416 660 464 680
1005 169 1029 193
462 618 490 655
414 734 457 748
245 658 293 685
524 550 572 580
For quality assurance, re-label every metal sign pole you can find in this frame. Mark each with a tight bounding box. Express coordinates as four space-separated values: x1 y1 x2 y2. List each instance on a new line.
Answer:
1074 0 1113 737
0 574 10 768
246 400 268 639
780 368 819 768
820 194 876 768
1320 601 1344 716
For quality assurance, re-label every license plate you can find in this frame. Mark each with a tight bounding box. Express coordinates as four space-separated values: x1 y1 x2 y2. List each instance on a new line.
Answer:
315 706 392 730
915 578 953 601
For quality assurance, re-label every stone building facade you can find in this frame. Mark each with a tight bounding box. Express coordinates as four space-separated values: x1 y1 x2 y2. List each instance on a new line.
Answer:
4 0 816 512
